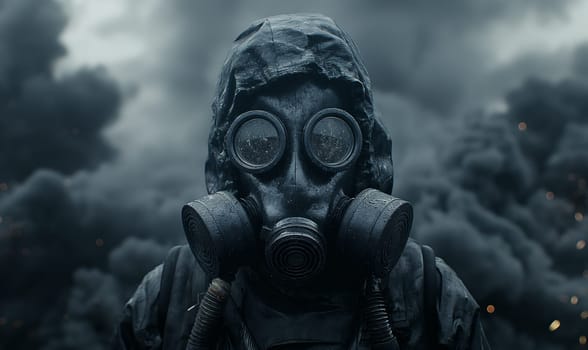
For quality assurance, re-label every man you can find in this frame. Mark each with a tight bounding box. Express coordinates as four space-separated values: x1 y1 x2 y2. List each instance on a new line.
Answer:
114 14 490 350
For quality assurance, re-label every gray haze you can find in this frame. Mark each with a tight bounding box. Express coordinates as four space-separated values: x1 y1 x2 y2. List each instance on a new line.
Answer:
1 0 588 348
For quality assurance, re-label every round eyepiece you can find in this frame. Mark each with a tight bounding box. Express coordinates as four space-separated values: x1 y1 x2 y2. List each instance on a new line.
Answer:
226 110 286 173
304 108 362 171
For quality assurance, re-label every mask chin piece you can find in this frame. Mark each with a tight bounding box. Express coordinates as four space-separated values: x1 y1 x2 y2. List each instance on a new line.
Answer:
265 217 326 283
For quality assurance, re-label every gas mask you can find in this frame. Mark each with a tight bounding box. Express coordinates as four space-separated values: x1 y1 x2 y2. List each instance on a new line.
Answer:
182 83 413 286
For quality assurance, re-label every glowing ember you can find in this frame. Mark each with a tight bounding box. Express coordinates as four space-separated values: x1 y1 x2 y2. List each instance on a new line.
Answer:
549 320 561 332
577 240 586 250
486 305 496 314
576 213 584 222
546 191 555 200
95 238 104 247
571 296 580 305
518 122 527 131
581 336 587 345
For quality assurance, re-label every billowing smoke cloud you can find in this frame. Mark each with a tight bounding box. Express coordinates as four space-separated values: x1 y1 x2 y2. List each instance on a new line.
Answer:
1 0 588 349
331 0 576 114
0 0 126 347
0 167 178 348
399 77 588 349
0 0 120 184
573 44 588 79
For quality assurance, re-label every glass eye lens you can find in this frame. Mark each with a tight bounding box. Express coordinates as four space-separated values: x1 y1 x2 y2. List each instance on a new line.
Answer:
309 116 354 166
234 118 280 167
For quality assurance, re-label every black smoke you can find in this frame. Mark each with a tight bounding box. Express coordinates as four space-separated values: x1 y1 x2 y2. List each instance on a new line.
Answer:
0 0 125 347
1 0 588 349
400 77 588 349
0 0 120 184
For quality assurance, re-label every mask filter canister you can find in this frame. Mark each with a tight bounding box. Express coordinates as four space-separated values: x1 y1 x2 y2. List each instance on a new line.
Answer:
181 191 257 279
337 188 413 279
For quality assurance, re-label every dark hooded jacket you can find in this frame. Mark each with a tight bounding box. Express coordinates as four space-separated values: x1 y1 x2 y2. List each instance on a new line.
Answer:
113 14 490 350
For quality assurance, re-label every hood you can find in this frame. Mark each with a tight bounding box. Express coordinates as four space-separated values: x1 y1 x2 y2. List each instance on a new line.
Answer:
205 13 394 196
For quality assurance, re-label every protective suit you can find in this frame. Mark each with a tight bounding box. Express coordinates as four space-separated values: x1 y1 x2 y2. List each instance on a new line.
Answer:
113 14 490 350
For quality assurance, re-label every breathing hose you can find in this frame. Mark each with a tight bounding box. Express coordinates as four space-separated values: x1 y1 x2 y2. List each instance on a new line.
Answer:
364 276 400 350
185 274 399 350
186 278 231 350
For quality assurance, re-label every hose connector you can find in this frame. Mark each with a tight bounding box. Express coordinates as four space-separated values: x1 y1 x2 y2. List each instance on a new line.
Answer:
186 278 231 350
364 276 399 350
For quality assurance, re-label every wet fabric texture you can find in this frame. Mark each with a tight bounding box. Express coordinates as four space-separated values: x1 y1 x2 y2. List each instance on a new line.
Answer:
113 13 490 350
113 240 489 349
205 13 394 197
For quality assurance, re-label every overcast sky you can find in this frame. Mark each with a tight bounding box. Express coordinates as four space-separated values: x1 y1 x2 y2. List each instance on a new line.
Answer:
49 0 588 194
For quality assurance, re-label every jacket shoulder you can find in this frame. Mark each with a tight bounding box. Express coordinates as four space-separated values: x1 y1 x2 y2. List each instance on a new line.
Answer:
435 253 483 348
114 245 207 350
387 239 483 348
158 245 208 349
116 262 164 348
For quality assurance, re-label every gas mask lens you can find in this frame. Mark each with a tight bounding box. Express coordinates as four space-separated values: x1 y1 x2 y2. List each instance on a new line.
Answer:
308 117 353 163
227 110 286 173
227 108 362 172
304 108 362 171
